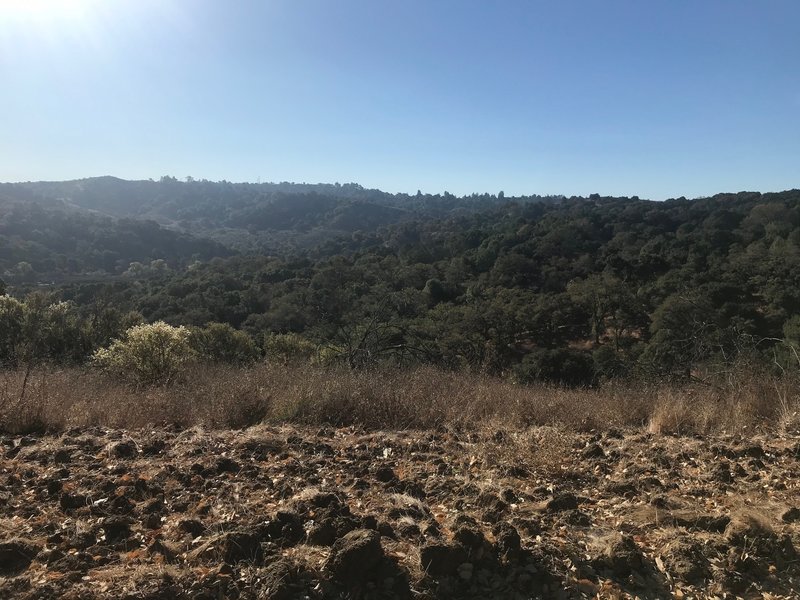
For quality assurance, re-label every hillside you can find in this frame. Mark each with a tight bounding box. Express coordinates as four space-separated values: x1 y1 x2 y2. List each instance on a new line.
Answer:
7 177 558 253
1 181 800 384
0 188 232 283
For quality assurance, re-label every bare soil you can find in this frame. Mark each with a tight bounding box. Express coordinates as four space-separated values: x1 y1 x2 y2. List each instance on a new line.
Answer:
1 425 799 599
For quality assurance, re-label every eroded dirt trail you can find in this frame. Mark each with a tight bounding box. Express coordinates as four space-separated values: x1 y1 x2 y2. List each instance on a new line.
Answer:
1 425 799 599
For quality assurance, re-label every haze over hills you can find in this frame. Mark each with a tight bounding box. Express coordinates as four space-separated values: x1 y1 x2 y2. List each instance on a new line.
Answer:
2 176 566 260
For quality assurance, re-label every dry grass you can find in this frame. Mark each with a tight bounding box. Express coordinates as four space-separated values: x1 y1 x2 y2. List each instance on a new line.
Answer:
0 363 798 435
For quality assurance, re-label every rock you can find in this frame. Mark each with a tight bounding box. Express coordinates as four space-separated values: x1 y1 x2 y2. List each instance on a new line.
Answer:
0 540 41 576
546 493 579 512
110 440 138 459
326 529 383 583
420 543 468 578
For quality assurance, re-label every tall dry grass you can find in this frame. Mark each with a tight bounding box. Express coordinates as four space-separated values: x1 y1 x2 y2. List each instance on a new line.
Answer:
0 363 798 435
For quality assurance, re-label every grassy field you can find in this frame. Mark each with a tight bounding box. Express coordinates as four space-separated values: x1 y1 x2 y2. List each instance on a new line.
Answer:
1 363 798 436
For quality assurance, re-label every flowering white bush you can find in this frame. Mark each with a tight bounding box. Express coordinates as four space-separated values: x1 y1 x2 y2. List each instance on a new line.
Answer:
93 322 195 386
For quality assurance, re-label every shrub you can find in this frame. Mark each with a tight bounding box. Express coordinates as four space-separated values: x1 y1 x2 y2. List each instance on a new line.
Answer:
263 332 317 364
93 322 196 386
513 348 596 387
0 295 24 366
188 323 260 365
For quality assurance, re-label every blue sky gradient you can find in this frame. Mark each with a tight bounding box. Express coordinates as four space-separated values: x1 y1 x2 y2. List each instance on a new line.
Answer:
1 0 798 198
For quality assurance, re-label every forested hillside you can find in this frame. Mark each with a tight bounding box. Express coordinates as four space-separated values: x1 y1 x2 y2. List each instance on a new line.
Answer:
5 177 560 252
0 185 232 280
2 179 799 385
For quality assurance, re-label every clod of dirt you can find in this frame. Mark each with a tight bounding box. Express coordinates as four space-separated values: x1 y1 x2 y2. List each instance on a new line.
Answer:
0 539 41 576
60 492 90 511
326 528 383 583
711 462 734 483
375 465 398 483
724 512 774 547
53 448 72 464
147 538 178 563
110 440 138 459
259 559 301 600
223 528 264 564
661 539 711 584
737 445 766 459
722 547 769 593
782 507 800 523
68 531 96 550
109 494 135 515
215 457 240 474
546 493 579 512
581 443 606 459
265 511 304 546
420 543 469 578
599 534 645 578
179 519 206 538
102 516 133 543
493 523 521 558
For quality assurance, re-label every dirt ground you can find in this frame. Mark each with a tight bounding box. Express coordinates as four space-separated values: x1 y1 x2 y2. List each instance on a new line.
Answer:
1 424 799 599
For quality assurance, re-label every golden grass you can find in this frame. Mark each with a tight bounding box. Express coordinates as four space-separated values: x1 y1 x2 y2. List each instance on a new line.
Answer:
0 363 798 435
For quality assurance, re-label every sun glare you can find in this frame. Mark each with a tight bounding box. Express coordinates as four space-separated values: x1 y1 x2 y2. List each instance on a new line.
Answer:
1 0 98 23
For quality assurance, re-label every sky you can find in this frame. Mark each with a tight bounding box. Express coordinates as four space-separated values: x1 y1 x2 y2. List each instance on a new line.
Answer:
0 0 798 199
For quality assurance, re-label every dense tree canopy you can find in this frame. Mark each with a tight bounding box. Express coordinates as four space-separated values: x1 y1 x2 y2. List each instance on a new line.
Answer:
2 179 800 385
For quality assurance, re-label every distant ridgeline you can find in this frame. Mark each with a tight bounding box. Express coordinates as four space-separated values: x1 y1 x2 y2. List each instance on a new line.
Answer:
1 177 799 384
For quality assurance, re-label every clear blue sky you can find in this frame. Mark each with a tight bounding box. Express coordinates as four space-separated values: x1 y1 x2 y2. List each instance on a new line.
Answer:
1 0 798 199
